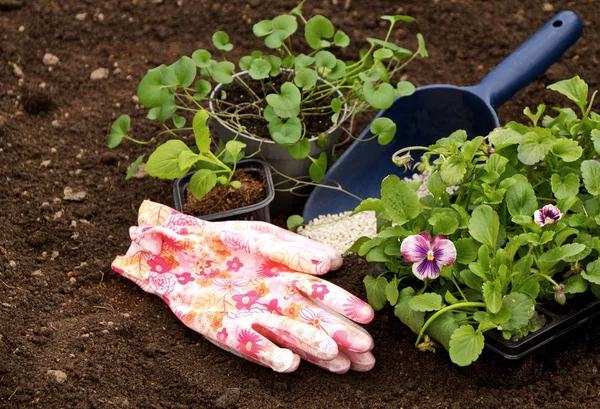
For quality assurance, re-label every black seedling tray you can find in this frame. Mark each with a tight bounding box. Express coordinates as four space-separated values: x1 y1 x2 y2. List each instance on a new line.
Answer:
485 295 600 360
173 159 275 222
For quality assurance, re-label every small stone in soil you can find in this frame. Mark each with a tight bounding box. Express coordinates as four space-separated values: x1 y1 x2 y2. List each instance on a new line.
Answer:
214 388 241 408
31 270 44 277
42 53 59 66
63 187 87 202
90 67 109 80
47 369 67 383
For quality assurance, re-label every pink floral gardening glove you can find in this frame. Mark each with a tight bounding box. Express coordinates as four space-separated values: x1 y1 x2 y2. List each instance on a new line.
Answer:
112 200 375 373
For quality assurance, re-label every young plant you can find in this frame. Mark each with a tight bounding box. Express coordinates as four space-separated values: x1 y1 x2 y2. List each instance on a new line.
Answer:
351 76 600 366
108 2 426 188
109 110 246 199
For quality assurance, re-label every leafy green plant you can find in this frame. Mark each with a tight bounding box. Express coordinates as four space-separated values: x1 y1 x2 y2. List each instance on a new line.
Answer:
352 76 600 366
108 1 426 189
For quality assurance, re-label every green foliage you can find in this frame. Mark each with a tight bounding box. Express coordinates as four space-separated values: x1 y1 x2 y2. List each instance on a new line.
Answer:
352 76 600 367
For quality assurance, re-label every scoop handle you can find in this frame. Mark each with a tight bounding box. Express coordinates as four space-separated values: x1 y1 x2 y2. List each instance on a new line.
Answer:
470 11 582 108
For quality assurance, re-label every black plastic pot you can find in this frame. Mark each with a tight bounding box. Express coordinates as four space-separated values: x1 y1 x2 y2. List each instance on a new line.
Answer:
172 159 275 222
208 71 347 217
485 294 600 360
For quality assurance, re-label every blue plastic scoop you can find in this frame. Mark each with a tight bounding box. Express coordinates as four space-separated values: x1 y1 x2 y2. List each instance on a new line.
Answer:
303 11 582 221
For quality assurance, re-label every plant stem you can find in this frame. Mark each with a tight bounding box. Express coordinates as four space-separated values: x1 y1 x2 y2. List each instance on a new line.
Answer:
414 302 486 346
531 272 560 288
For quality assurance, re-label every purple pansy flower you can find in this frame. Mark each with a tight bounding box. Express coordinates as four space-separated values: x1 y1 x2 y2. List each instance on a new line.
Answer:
400 232 456 280
534 204 562 227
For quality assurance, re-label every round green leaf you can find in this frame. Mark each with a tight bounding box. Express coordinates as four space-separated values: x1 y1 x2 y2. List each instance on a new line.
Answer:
582 260 600 285
238 55 255 71
252 19 273 36
286 215 304 232
287 138 311 159
396 81 416 97
367 38 412 59
212 31 233 51
190 169 218 199
551 138 583 162
211 61 235 84
137 66 169 108
309 152 327 182
172 114 185 129
317 132 329 149
191 49 212 68
282 55 296 68
269 117 302 146
248 58 271 80
294 67 317 90
499 292 534 331
193 79 212 100
381 175 422 225
408 293 443 312
263 105 278 123
305 15 334 50
370 117 397 145
162 56 196 88
266 82 301 118
265 55 282 76
259 15 298 49
333 30 350 47
581 160 600 195
157 94 177 124
331 98 342 113
315 50 336 69
374 48 394 60
449 325 484 366
295 54 315 67
326 59 346 80
108 115 130 148
362 81 395 110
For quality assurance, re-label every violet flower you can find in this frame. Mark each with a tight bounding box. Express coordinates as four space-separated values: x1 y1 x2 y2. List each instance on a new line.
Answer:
400 232 456 280
534 204 562 227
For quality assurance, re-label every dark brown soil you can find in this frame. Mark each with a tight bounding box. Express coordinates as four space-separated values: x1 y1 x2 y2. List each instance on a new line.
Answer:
1 1 600 408
183 169 266 216
214 71 335 140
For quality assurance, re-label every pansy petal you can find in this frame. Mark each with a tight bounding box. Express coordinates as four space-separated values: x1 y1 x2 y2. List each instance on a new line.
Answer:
533 209 545 226
418 231 432 242
542 204 562 222
412 259 441 280
401 234 430 263
432 237 456 267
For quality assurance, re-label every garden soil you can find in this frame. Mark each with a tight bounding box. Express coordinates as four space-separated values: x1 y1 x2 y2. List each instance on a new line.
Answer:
1 0 600 408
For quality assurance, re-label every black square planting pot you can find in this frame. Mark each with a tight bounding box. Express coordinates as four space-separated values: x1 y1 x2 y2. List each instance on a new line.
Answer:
172 159 275 222
485 295 600 360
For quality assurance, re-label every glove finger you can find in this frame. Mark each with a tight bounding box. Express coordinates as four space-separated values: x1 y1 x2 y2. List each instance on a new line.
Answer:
252 313 338 361
221 220 343 270
205 325 301 373
293 275 375 325
255 324 352 374
217 228 335 276
339 347 376 372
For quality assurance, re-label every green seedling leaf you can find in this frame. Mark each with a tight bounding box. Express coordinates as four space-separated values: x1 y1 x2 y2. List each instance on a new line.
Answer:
351 198 384 216
488 127 523 150
591 129 600 155
137 65 168 108
189 169 218 199
177 149 199 172
305 15 334 50
333 30 350 47
581 160 600 195
408 293 443 312
550 173 580 200
483 280 502 314
157 94 177 123
238 55 255 71
449 325 484 367
362 81 396 110
565 274 588 294
108 114 130 148
384 278 400 306
294 67 318 90
287 138 311 159
370 117 397 145
363 275 388 311
191 49 212 68
547 75 588 113
193 110 211 153
396 81 416 97
256 15 298 49
286 215 304 232
125 154 145 180
309 152 327 182
506 175 537 218
331 98 342 113
440 155 467 185
455 238 478 264
468 205 499 249
326 59 346 80
394 287 425 334
381 175 422 225
582 260 600 285
382 15 416 23
145 140 192 179
295 53 315 67
517 131 553 165
172 114 185 129
266 82 301 118
212 31 233 51
248 58 271 80
230 180 241 189
500 292 534 332
374 48 394 60
225 141 246 165
265 55 282 76
428 211 459 235
252 20 273 36
210 61 235 84
416 33 428 57
282 55 296 68
538 243 587 263
315 50 336 69
316 132 329 148
269 117 302 146
193 79 211 100
551 138 582 162
162 56 196 88
367 38 412 59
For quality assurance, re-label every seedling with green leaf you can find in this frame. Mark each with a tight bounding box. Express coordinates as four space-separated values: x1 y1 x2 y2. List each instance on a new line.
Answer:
352 76 600 366
108 2 426 193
